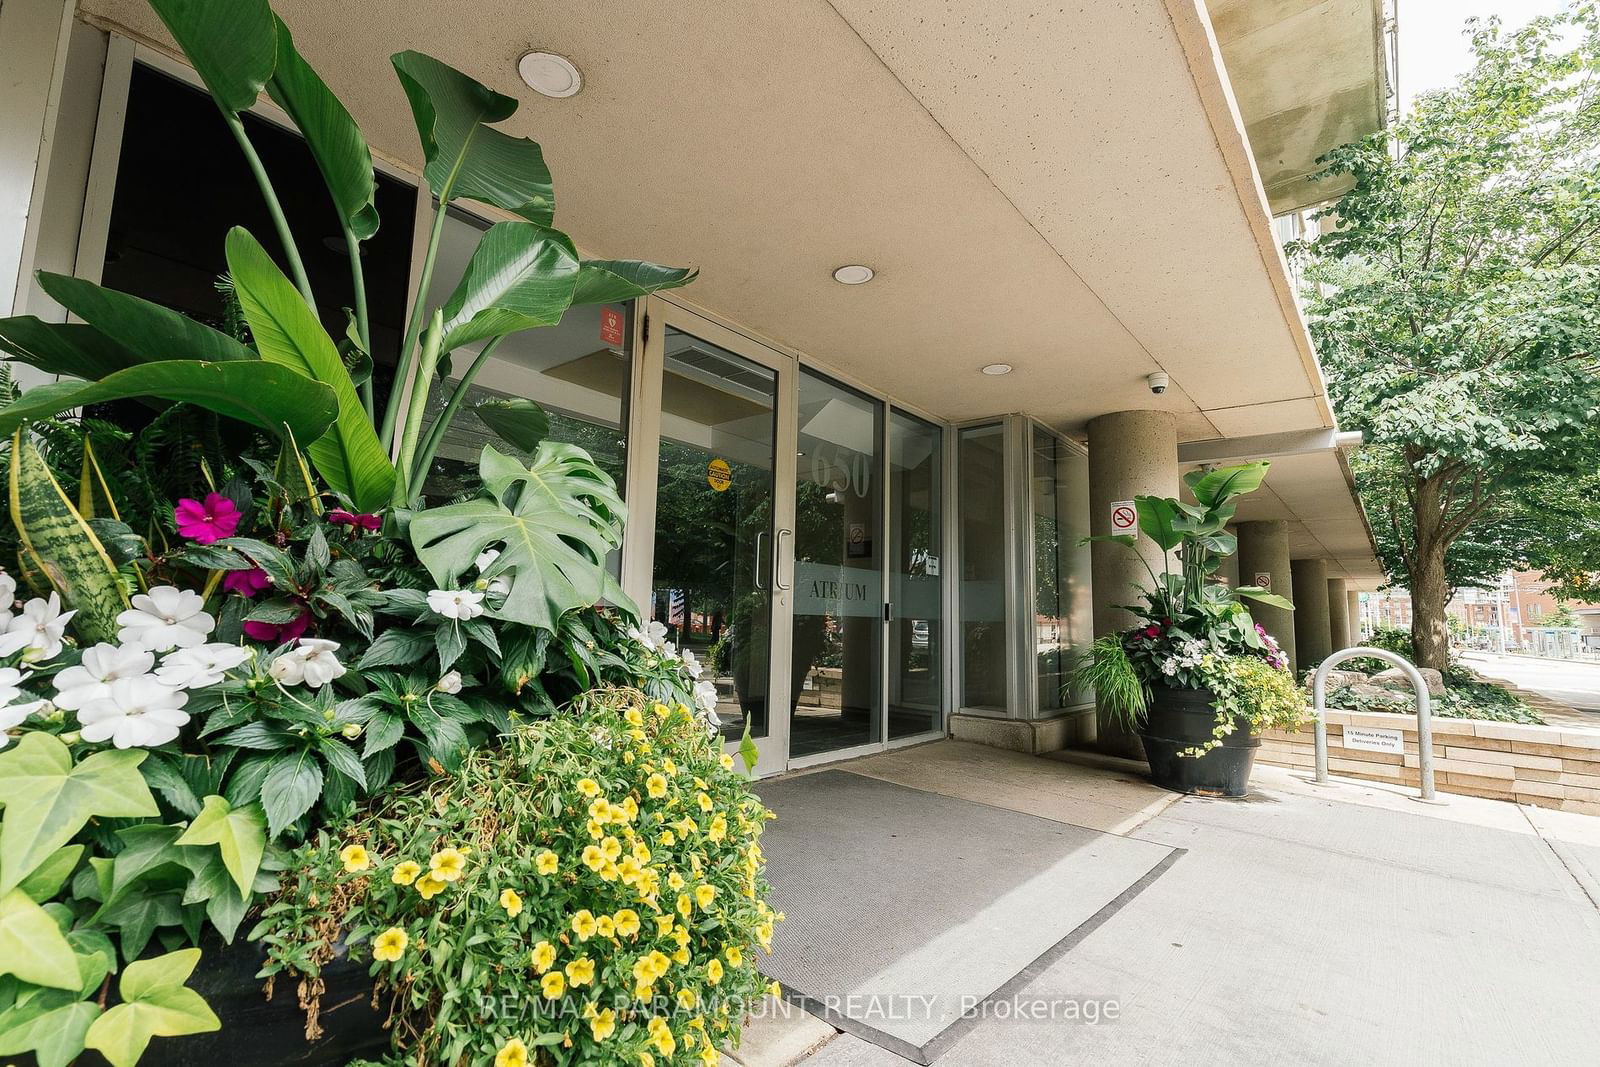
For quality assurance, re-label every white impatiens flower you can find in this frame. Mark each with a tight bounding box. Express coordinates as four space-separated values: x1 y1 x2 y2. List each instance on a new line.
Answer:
680 648 703 680
267 652 305 686
692 679 721 726
294 638 346 687
154 643 251 689
53 643 156 710
77 676 189 749
475 548 502 571
436 670 463 695
627 620 669 653
0 593 76 660
427 588 485 621
473 549 511 597
0 571 15 614
0 667 47 746
115 587 214 652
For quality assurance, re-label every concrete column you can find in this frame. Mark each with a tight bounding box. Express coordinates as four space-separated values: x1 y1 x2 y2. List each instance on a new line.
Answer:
1087 410 1177 752
1347 590 1361 646
1236 520 1296 674
1291 558 1332 669
1327 577 1350 654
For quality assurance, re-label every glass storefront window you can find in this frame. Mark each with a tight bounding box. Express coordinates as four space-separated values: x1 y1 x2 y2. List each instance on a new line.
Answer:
1032 427 1092 711
889 411 943 737
958 424 1008 712
792 370 885 757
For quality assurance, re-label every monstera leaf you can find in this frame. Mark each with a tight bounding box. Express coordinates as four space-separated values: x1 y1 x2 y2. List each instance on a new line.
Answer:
409 443 626 630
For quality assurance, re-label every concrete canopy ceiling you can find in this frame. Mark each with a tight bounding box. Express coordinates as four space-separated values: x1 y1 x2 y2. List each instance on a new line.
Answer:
1210 0 1390 214
82 0 1346 446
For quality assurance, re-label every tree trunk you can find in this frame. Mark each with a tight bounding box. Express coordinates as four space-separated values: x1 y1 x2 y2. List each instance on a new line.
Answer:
1410 542 1452 672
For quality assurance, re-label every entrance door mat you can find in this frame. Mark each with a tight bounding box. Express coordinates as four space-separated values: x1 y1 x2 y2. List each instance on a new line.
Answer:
754 770 1178 1062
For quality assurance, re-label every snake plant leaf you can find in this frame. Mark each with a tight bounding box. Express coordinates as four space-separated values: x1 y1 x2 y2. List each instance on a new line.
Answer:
0 316 142 381
1185 461 1270 508
409 443 625 630
473 397 550 454
391 51 554 223
146 0 276 113
0 362 337 444
266 16 379 240
9 431 127 643
437 221 580 352
0 734 157 896
84 949 219 1067
571 259 698 306
35 273 255 364
226 228 395 511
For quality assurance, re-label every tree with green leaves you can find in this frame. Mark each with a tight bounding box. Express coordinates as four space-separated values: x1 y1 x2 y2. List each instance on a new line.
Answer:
1299 5 1600 671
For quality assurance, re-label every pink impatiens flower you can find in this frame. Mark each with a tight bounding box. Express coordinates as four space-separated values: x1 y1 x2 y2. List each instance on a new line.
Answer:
222 567 271 598
174 493 241 545
327 509 381 532
243 609 311 646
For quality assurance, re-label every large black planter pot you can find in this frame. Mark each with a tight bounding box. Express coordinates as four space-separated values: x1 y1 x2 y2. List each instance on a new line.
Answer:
159 931 389 1065
1138 685 1260 798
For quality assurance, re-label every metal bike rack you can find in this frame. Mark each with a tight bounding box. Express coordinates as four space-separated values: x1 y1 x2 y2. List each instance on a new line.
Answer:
1311 648 1439 803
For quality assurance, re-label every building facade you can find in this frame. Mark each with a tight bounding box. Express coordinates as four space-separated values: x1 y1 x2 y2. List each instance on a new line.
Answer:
1 0 1394 774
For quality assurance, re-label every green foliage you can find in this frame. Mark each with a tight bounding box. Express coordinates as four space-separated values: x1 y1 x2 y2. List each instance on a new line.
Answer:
1298 5 1600 665
253 690 779 1065
83 948 220 1067
410 444 629 630
437 221 581 352
1186 654 1311 756
1323 678 1543 725
1065 635 1148 731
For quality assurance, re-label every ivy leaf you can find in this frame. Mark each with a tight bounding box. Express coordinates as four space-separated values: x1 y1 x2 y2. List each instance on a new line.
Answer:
0 734 157 894
260 752 323 838
174 796 266 897
84 949 220 1067
16 844 83 903
0 889 81 989
0 995 100 1067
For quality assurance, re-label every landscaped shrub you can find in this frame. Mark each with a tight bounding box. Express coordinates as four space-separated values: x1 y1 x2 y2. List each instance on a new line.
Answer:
254 687 781 1065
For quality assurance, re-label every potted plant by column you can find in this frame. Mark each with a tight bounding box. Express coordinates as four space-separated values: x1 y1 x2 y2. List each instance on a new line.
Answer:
1066 463 1308 796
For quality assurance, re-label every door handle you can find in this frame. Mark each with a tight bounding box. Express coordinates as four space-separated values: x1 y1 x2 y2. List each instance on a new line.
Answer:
775 529 792 591
753 530 768 590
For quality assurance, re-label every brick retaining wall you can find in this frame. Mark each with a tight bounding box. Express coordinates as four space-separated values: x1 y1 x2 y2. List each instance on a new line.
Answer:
1259 711 1600 815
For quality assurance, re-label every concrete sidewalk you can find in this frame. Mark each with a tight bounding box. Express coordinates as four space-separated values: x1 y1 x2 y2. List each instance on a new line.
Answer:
739 747 1600 1067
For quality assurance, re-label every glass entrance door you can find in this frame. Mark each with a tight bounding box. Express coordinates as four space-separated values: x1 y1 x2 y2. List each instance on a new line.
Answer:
635 305 795 777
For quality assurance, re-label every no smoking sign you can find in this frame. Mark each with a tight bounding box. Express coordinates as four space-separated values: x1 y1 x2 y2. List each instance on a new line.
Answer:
1110 500 1138 536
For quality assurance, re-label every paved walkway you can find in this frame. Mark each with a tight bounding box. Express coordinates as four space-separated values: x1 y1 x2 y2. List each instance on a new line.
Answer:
732 744 1600 1067
1461 650 1600 714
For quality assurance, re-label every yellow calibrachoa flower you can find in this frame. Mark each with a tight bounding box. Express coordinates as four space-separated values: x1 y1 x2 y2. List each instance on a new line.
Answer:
673 946 690 965
582 844 606 872
674 817 697 837
658 829 676 847
541 971 566 999
655 915 676 937
596 915 616 938
614 909 641 938
531 941 556 974
646 773 669 799
500 888 523 917
625 707 644 727
372 926 408 962
429 847 467 882
536 850 559 875
699 1046 721 1067
600 860 621 883
588 798 612 823
706 958 724 984
339 844 370 872
600 836 623 862
694 883 717 909
757 922 774 949
647 1017 676 1056
663 757 678 774
652 702 671 719
639 1052 656 1067
668 871 686 891
390 860 422 885
590 1007 617 1041
676 893 692 918
577 778 601 798
416 873 448 900
622 796 639 820
726 945 743 967
708 814 727 842
719 752 736 770
768 980 782 997
565 956 596 986
587 819 606 839
572 910 599 940
494 1037 529 1067
677 988 698 1010
632 841 652 863
617 857 643 886
671 926 691 948
696 792 714 813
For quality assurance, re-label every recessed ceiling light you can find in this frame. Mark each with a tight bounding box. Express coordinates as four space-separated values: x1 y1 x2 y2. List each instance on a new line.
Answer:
832 264 875 285
981 363 1012 376
518 51 582 98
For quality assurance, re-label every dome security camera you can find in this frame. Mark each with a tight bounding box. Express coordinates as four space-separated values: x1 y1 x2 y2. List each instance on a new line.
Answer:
1148 371 1170 395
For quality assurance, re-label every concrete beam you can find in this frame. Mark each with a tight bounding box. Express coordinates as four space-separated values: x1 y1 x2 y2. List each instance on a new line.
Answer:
1177 428 1363 466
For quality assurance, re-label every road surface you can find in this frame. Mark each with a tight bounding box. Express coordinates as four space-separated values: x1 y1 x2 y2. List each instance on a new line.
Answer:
1459 650 1600 713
